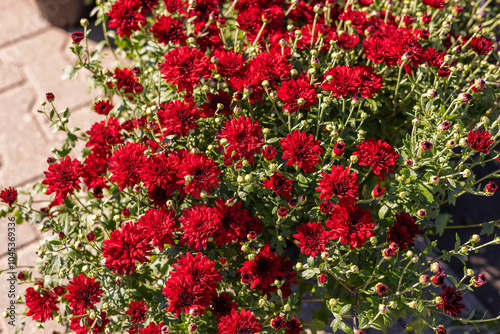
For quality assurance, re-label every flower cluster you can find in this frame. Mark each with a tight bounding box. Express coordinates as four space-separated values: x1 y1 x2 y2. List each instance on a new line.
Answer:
4 0 500 333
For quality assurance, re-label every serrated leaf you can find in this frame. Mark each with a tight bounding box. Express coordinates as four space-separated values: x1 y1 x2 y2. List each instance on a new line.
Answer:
302 268 320 279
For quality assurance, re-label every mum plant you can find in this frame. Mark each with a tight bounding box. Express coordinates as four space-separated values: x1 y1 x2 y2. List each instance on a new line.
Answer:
2 0 500 333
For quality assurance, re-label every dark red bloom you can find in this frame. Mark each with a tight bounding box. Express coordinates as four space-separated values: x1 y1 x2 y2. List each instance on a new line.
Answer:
277 206 289 218
111 67 141 95
158 99 200 137
93 100 114 115
126 300 148 323
485 181 498 195
160 46 213 94
137 208 177 250
263 173 293 200
107 0 145 38
285 317 303 334
436 327 448 334
437 66 451 78
109 142 147 190
0 187 17 207
337 33 360 50
468 130 493 154
372 184 385 199
326 202 375 250
46 92 54 101
423 48 444 67
220 115 264 165
422 0 445 9
171 252 223 291
200 90 232 117
294 222 331 257
353 138 399 180
211 292 238 321
162 277 211 317
176 152 221 199
237 244 283 290
25 281 59 322
432 272 446 287
70 311 110 334
322 65 360 98
354 65 384 99
236 6 262 32
179 204 219 249
262 145 277 161
64 274 103 314
164 0 182 12
280 130 323 174
376 283 389 294
212 49 247 82
319 200 335 214
435 285 465 317
387 212 420 249
102 221 153 276
138 321 165 334
271 315 286 329
150 15 186 45
333 142 345 157
217 308 262 334
470 36 494 55
42 156 83 206
473 272 488 287
86 117 123 156
137 0 158 13
318 273 328 283
316 165 359 203
71 31 84 44
248 52 292 87
277 77 318 114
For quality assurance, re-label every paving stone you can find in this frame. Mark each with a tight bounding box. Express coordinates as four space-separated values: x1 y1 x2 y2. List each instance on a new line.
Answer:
0 59 25 94
0 0 50 48
0 85 52 188
0 28 93 121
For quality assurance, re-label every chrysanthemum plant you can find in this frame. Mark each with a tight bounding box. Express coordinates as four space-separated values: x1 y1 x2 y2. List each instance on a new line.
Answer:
2 0 500 333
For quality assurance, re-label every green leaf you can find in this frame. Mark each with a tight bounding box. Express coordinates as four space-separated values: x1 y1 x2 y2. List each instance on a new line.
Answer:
267 137 280 143
302 268 320 279
418 184 434 203
340 304 351 315
378 205 390 219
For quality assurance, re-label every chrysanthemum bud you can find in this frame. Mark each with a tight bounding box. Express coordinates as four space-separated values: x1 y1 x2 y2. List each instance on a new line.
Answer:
412 118 421 126
420 274 430 284
462 169 472 178
420 140 433 151
417 209 427 217
283 304 291 312
80 18 89 27
188 323 197 333
431 262 443 273
74 240 83 251
407 301 418 309
447 140 456 148
458 93 472 103
485 181 497 196
429 175 439 184
378 304 388 314
161 325 171 334
471 234 480 244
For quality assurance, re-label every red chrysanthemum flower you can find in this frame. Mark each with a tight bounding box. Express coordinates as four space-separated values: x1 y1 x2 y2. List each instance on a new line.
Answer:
82 152 109 196
138 321 165 334
137 207 177 250
213 50 247 81
220 115 264 164
326 202 375 250
217 308 262 334
423 48 444 67
262 145 277 161
64 274 103 315
353 138 399 180
387 212 420 250
211 292 238 321
137 0 158 13
354 65 384 99
111 67 141 95
150 15 186 45
285 317 303 334
160 46 213 93
164 0 182 12
176 152 221 199
263 173 293 200
236 6 262 32
469 36 494 55
248 52 292 87
86 117 123 156
322 65 360 98
237 244 283 290
179 204 219 249
139 152 179 194
315 165 359 203
422 0 445 9
212 199 262 245
277 77 318 114
271 315 286 329
468 130 493 154
280 130 323 174
435 285 465 317
126 300 148 323
109 142 147 190
200 90 233 117
436 327 448 334
107 0 145 38
158 99 200 137
0 187 18 207
70 311 110 334
42 156 83 205
293 222 331 257
337 33 360 50
93 100 114 115
170 252 223 291
102 221 153 276
25 281 59 322
162 277 211 317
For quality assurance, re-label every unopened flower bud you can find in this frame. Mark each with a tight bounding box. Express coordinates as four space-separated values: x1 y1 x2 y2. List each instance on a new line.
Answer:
378 304 388 314
458 93 472 103
471 234 480 243
429 175 439 184
462 169 472 178
284 304 291 312
407 301 418 309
